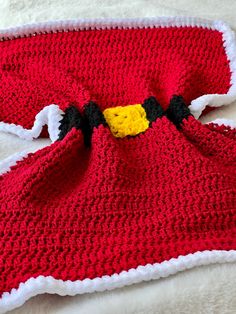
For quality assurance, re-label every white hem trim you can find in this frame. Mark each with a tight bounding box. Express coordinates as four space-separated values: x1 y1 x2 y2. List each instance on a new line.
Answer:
0 250 236 313
189 20 236 118
0 17 236 118
0 17 236 313
208 118 236 129
0 105 64 142
0 150 29 175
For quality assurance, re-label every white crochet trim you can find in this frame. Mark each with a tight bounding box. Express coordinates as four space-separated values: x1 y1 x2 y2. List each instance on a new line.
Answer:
0 150 29 174
0 250 236 313
189 21 236 118
0 105 64 142
0 16 227 38
0 118 234 176
0 16 236 118
0 17 236 313
208 118 236 129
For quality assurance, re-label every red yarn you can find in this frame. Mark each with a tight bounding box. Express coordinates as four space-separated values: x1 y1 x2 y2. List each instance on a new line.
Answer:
0 113 236 296
0 26 231 132
0 21 236 306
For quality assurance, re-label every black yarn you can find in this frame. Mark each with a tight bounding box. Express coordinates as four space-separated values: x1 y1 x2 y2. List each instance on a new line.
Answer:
83 101 107 147
58 104 83 140
142 96 164 123
166 95 192 127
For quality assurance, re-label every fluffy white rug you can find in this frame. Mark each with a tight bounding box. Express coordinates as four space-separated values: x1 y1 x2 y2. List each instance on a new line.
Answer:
0 1 236 313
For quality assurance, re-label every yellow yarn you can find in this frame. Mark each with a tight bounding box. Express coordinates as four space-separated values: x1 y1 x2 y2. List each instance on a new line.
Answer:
103 104 149 138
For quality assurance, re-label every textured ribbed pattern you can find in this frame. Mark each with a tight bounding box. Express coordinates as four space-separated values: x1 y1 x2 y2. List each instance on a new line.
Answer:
0 18 236 313
1 110 236 297
0 23 232 134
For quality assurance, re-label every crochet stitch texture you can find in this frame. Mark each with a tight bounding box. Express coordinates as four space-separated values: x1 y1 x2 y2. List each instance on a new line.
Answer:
0 20 232 133
0 17 236 313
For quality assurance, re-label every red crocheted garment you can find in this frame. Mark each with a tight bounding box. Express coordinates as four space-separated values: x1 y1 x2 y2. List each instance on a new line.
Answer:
0 19 233 130
0 17 236 313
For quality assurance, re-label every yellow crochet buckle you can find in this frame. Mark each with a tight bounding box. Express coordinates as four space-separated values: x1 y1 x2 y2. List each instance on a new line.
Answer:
103 104 149 138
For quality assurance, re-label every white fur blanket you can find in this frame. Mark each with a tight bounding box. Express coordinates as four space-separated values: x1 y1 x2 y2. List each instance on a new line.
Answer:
1 1 236 313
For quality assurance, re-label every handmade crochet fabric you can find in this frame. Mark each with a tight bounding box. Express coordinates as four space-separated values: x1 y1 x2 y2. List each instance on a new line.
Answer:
0 17 236 313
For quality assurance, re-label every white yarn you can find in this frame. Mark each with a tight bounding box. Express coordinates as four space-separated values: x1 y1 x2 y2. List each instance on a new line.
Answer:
0 150 29 174
0 250 236 313
0 105 64 142
0 16 218 39
209 118 236 129
0 17 236 119
189 20 236 118
0 17 236 313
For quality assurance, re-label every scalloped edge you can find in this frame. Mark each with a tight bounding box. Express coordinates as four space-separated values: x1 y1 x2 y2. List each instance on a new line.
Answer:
0 16 236 120
0 123 236 312
0 250 236 313
1 17 236 313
